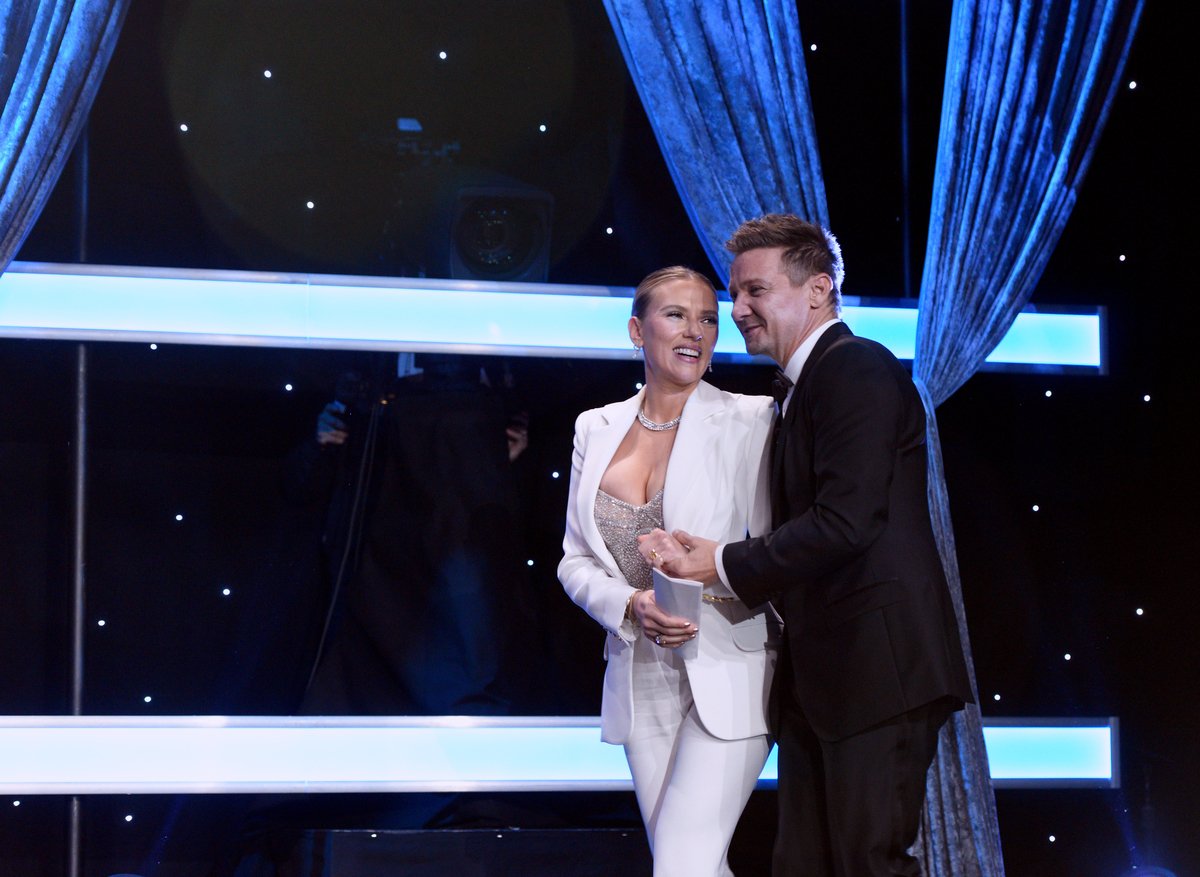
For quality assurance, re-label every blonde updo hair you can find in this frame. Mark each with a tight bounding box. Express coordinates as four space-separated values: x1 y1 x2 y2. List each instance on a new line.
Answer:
631 266 718 318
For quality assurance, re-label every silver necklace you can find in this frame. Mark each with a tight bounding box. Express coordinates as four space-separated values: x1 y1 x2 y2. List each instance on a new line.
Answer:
637 405 682 431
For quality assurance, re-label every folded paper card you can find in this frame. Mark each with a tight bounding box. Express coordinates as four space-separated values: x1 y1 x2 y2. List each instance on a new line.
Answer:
652 568 703 660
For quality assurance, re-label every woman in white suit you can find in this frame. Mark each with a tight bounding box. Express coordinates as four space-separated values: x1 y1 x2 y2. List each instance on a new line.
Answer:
559 266 776 876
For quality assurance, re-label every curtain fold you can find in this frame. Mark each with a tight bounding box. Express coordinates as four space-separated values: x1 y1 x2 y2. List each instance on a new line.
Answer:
913 1 1143 874
0 0 129 274
602 0 827 284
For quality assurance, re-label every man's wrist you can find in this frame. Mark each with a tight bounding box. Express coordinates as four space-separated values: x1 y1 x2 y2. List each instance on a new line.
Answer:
714 542 732 590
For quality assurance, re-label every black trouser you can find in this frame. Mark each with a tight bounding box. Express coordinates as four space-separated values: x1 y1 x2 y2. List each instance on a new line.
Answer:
772 691 956 877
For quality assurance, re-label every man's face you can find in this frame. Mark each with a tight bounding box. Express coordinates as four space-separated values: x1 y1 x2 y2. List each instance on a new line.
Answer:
729 247 818 366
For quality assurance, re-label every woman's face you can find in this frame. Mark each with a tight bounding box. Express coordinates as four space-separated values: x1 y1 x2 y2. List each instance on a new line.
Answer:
629 278 719 389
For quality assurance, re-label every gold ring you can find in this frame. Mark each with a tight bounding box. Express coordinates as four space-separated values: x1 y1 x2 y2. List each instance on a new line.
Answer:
649 549 660 561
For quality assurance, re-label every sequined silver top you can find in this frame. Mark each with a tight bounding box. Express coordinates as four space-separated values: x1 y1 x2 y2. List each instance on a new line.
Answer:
594 488 664 591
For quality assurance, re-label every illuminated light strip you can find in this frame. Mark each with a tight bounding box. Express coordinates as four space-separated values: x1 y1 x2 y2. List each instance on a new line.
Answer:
0 263 1103 370
0 716 1116 794
982 719 1119 788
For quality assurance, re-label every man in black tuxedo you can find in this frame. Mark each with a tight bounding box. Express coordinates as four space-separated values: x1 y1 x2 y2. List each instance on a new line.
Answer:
642 214 973 875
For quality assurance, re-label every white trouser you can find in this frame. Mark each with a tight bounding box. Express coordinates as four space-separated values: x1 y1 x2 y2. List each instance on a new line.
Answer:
623 634 771 877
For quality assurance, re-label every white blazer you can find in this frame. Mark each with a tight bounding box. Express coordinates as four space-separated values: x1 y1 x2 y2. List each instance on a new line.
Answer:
558 380 776 743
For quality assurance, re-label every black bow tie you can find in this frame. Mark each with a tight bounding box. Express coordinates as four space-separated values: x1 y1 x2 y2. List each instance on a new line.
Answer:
771 369 793 407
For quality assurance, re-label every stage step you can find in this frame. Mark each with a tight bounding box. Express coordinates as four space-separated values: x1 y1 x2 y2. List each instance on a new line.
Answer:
280 827 652 876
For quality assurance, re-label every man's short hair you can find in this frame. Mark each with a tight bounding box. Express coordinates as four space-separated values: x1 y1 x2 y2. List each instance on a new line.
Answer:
725 214 845 309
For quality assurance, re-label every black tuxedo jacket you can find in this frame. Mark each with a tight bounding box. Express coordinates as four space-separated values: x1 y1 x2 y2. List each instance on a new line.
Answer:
723 322 973 741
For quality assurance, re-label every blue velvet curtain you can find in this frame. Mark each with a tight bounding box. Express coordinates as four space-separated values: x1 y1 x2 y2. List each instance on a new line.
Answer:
602 0 827 284
0 0 129 274
607 0 1142 872
913 1 1143 874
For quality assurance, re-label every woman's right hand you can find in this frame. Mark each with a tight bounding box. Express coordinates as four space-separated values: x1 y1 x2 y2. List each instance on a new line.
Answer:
630 590 696 649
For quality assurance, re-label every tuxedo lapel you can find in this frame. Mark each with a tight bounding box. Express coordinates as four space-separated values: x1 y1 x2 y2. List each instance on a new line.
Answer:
795 321 852 389
770 322 854 523
770 415 788 525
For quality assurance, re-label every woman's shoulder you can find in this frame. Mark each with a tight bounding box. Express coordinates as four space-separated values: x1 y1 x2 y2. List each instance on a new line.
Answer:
574 393 639 433
700 381 773 419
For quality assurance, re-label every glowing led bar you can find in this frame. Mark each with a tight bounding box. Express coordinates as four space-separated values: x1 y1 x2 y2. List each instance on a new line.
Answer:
0 263 1102 370
982 718 1119 788
0 716 1115 794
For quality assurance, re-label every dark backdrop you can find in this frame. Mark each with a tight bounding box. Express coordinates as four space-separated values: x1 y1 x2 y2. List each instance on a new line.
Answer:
2 1 1193 875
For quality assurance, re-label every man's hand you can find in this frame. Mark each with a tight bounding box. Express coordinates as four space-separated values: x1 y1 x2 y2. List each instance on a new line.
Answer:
316 401 349 446
506 411 530 462
637 528 720 585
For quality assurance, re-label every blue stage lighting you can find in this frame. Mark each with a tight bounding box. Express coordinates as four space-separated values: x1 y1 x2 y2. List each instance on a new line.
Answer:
0 263 1102 371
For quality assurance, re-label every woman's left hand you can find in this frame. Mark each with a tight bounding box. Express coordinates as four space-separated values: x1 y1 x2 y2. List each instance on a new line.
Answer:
637 528 688 570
